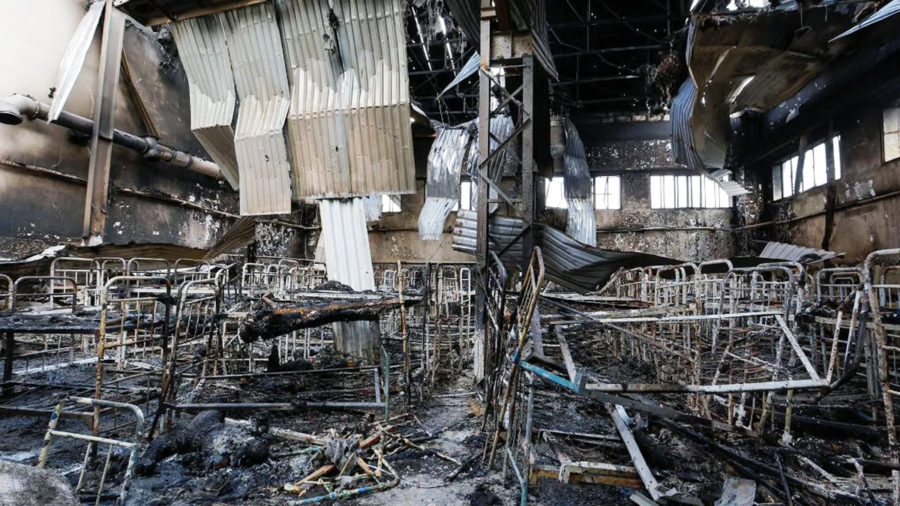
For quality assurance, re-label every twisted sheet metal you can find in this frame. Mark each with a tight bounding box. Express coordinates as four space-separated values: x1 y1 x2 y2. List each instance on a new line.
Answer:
277 0 415 198
224 3 292 215
671 79 704 172
170 16 240 189
832 0 900 40
418 197 457 241
318 198 375 291
671 79 748 197
561 119 595 246
444 0 557 81
418 123 475 240
452 210 675 292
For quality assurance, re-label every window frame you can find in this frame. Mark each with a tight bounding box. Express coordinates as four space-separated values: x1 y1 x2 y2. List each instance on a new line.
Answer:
772 134 841 201
593 175 622 210
649 174 732 209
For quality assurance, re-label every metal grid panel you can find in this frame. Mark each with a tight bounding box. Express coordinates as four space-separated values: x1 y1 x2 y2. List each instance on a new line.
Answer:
277 0 415 198
224 3 292 215
170 16 240 188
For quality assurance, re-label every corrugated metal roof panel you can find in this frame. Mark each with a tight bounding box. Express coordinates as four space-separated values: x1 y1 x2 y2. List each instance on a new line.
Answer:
277 0 415 199
418 197 457 241
718 180 750 197
318 198 375 291
170 16 240 189
224 3 292 215
566 198 597 247
418 123 472 240
759 241 841 263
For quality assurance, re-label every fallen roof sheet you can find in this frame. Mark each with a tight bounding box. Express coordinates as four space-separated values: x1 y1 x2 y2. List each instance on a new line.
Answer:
759 241 842 263
452 210 676 292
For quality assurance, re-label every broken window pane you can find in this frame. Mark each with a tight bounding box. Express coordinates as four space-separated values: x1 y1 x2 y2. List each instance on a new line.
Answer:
650 175 730 209
772 166 783 200
457 180 472 212
381 194 401 213
545 176 568 209
885 107 900 162
833 135 842 180
593 176 621 210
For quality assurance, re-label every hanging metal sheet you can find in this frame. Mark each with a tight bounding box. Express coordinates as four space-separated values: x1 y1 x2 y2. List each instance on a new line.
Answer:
170 16 240 189
418 123 475 240
48 1 105 122
224 3 293 215
671 79 704 172
277 0 415 199
439 52 480 97
562 119 591 199
418 197 457 241
318 198 375 291
566 199 596 247
444 0 557 81
562 119 596 246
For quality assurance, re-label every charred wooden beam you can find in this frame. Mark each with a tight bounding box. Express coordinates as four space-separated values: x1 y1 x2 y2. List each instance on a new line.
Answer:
238 297 420 342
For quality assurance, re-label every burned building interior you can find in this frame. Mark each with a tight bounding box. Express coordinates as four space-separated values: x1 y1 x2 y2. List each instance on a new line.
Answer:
3 0 900 505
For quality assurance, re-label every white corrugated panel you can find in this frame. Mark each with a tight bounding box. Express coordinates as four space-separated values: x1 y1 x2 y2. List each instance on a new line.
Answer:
418 197 457 241
760 242 841 263
170 16 240 189
362 194 382 221
718 180 751 197
318 198 375 291
224 4 293 215
277 0 415 198
566 198 597 247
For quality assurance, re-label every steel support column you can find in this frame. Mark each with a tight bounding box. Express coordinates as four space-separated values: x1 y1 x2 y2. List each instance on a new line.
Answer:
474 0 546 381
474 0 494 381
83 0 125 242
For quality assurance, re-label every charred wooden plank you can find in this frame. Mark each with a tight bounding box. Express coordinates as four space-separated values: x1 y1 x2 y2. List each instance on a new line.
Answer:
238 297 420 342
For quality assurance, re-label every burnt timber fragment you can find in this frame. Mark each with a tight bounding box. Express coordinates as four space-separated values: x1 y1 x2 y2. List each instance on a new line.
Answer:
238 295 421 342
